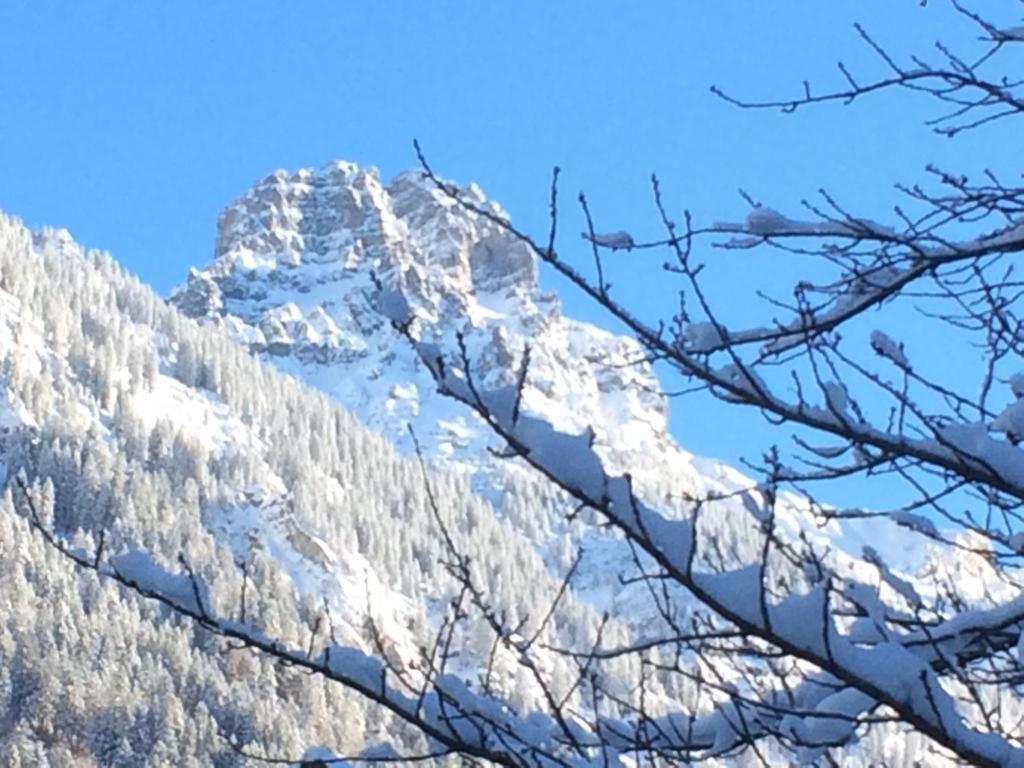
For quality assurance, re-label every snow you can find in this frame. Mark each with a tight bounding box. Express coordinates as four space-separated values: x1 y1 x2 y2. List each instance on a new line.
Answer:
694 565 762 625
173 159 678 514
889 511 939 538
780 687 872 757
718 206 899 240
0 292 49 430
992 399 1024 439
981 220 1024 249
358 742 400 761
266 301 304 324
682 321 727 352
744 205 794 235
862 546 921 607
297 746 347 767
997 25 1024 41
869 329 909 368
208 488 422 659
415 330 1024 761
514 416 606 499
581 230 635 250
321 645 385 694
936 421 1024 489
377 287 412 325
130 373 261 457
109 549 210 616
822 381 852 417
1011 372 1024 400
714 362 770 401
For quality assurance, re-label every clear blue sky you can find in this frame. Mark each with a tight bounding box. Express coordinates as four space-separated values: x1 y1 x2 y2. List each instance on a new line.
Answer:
0 2 1016 482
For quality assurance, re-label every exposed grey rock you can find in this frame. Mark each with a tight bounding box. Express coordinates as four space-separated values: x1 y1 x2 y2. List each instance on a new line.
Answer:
171 159 673 481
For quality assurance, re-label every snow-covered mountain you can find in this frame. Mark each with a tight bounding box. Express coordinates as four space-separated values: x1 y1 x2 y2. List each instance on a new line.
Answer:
169 162 732 623
169 161 927 599
170 161 673 475
0 162 994 765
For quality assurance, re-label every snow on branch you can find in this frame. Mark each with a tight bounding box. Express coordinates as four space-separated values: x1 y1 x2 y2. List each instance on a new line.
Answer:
581 231 635 251
713 205 898 240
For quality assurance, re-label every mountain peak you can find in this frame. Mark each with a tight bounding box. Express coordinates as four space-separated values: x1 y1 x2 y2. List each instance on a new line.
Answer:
172 160 668 475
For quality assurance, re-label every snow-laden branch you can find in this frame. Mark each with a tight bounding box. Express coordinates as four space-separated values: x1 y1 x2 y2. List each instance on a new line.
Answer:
711 16 1024 137
714 206 898 241
580 231 635 251
701 216 1024 357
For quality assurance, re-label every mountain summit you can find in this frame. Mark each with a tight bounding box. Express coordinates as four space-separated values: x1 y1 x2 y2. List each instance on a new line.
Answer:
171 161 672 475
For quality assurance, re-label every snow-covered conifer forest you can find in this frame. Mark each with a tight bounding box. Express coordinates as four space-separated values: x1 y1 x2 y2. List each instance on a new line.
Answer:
4 6 1024 767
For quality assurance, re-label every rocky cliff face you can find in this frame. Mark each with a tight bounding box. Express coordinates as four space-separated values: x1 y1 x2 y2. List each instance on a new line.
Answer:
171 161 677 482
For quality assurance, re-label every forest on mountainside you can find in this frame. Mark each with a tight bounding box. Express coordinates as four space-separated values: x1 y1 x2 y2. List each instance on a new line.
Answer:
0 216 650 765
